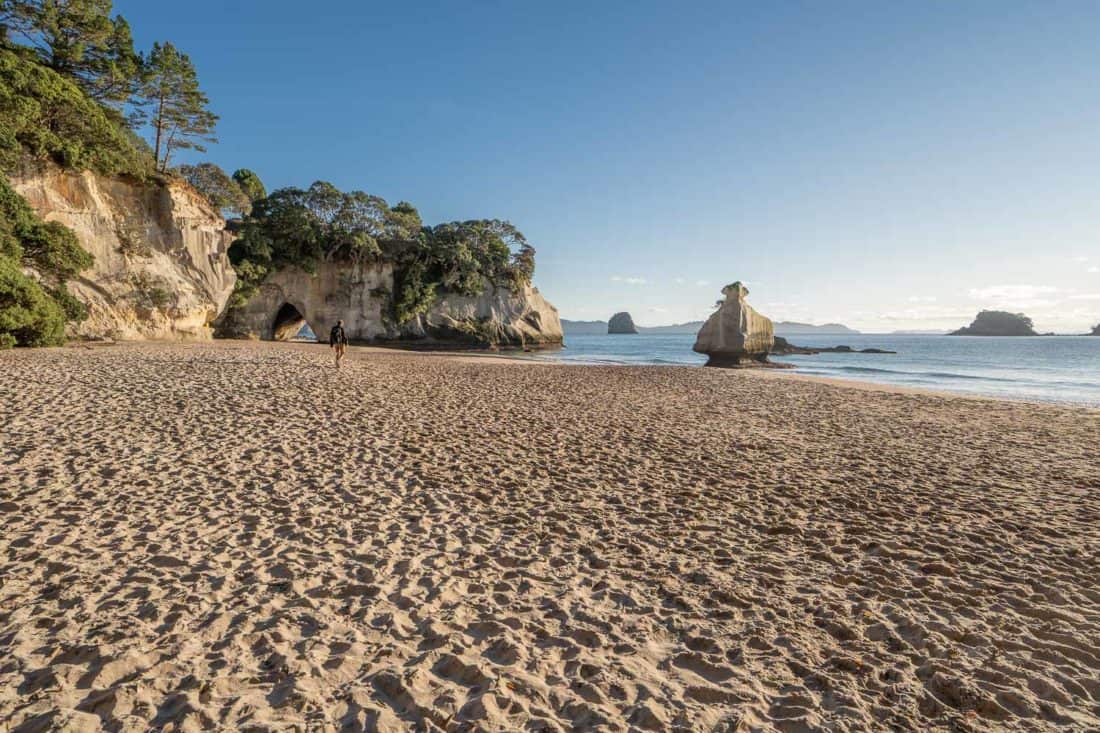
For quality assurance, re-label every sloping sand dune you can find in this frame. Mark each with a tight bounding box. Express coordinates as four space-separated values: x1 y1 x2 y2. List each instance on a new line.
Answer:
1 342 1097 731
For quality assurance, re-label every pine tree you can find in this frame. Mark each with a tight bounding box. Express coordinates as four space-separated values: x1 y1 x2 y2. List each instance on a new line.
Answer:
2 0 140 105
134 41 217 172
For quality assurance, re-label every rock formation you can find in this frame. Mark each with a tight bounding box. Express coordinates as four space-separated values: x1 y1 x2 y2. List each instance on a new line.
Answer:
1091 323 1100 336
402 284 562 349
217 266 563 349
607 312 638 334
216 261 392 342
693 282 775 366
950 311 1038 336
770 337 896 355
9 161 236 340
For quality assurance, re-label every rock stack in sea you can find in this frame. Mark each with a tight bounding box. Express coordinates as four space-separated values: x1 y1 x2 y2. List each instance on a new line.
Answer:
693 282 775 366
950 311 1037 336
607 312 638 334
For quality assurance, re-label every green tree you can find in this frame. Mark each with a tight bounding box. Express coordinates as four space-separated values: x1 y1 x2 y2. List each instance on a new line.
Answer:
178 162 249 216
2 0 140 105
232 168 265 202
227 181 403 306
386 201 422 240
0 47 151 174
509 242 535 286
0 254 65 346
133 41 216 172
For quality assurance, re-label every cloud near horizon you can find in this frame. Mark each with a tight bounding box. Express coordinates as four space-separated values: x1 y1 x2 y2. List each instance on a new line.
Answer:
610 276 647 285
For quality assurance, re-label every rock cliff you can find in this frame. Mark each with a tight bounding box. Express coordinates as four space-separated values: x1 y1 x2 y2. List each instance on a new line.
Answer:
215 261 393 342
1091 324 1099 336
9 162 236 340
218 267 563 349
607 312 638 334
950 311 1037 336
401 284 563 348
693 282 775 366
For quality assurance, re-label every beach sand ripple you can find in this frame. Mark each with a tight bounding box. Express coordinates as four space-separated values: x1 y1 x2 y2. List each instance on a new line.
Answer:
1 342 1097 731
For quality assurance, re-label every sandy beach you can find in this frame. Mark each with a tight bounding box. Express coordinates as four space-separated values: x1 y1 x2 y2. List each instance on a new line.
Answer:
1 341 1097 732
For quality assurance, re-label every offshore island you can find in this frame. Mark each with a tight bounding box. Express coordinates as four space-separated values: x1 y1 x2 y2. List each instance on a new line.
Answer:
1 5 1098 733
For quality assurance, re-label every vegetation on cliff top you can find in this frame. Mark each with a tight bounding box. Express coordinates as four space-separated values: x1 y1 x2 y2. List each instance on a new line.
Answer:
0 0 221 345
1 1 541 344
227 180 537 325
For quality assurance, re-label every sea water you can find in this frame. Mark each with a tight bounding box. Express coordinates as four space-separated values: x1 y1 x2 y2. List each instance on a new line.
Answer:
528 334 1100 407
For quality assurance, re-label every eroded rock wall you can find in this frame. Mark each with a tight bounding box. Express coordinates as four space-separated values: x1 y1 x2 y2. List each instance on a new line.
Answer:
220 263 563 349
401 284 563 348
693 282 774 366
9 162 236 340
215 261 393 342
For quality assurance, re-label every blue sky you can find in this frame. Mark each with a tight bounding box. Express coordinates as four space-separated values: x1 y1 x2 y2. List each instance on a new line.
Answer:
116 1 1100 332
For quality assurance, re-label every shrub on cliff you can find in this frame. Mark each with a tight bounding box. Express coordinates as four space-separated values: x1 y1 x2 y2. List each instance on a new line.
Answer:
0 255 66 347
0 174 91 345
177 162 250 217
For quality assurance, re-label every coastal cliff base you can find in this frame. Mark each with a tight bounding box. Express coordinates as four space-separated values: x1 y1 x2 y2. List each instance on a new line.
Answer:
9 162 236 341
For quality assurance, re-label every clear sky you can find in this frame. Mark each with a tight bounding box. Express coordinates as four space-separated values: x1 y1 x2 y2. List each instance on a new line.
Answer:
115 0 1100 333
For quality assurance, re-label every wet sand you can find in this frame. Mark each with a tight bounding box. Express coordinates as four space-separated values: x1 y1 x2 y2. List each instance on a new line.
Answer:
1 341 1097 732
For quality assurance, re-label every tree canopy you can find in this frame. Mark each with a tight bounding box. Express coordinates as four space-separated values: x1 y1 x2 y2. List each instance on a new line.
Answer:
232 168 265 202
178 162 249 217
226 179 537 324
227 181 419 305
1 0 140 105
133 41 217 172
0 47 151 174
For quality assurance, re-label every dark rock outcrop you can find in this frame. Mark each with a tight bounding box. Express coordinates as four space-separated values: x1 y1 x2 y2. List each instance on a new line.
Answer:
950 311 1037 336
1091 324 1100 336
607 312 638 334
770 337 896 355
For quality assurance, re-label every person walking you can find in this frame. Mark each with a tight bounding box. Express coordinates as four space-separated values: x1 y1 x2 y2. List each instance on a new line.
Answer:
329 320 348 368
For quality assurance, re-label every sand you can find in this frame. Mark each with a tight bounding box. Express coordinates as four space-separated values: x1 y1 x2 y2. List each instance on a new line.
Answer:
1 341 1097 732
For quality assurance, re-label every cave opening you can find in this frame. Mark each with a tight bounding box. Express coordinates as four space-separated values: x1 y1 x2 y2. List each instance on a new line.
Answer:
271 303 315 341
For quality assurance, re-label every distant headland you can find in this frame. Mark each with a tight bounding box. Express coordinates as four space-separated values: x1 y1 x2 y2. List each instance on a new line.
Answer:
562 316 859 336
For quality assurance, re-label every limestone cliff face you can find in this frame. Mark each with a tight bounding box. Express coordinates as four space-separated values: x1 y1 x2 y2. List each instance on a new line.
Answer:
9 162 236 340
693 282 774 366
219 265 563 349
401 284 563 348
215 261 394 342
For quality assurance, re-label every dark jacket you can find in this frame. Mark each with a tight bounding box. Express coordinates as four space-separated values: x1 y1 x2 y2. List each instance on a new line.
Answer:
329 325 348 345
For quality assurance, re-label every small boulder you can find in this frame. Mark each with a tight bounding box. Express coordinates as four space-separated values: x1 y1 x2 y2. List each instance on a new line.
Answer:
693 282 774 366
608 312 638 334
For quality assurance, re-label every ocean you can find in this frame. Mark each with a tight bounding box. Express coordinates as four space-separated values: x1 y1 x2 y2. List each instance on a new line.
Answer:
526 333 1100 407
